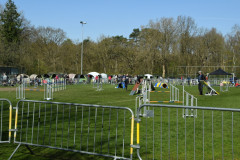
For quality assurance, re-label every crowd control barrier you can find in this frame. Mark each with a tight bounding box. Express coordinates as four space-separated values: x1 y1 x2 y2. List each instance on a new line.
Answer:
10 100 134 160
1 99 240 159
135 104 240 160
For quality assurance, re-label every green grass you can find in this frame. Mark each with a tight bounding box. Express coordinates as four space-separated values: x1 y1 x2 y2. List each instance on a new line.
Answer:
0 84 240 159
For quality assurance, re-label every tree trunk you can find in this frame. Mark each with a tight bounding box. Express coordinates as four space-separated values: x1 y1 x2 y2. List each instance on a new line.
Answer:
115 60 118 73
162 64 165 78
151 60 154 74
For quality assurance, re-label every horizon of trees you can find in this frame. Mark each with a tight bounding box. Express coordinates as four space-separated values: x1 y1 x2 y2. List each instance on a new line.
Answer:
1 0 240 77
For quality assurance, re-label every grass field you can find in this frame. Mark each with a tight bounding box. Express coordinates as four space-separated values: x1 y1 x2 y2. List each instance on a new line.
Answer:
0 83 240 160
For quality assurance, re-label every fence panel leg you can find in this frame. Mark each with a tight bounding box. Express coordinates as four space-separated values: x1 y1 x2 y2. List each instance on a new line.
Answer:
8 144 21 160
25 145 34 155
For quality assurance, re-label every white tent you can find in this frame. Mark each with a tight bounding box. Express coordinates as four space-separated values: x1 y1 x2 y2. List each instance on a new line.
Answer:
29 74 37 80
88 72 99 78
144 74 153 79
17 74 30 82
68 73 76 80
100 73 108 79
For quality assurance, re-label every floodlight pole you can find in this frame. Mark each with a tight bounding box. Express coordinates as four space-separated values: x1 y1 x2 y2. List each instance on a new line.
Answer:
80 21 87 75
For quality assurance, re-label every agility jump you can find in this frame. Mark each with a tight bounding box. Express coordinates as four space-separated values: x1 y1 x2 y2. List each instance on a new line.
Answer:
52 79 66 92
148 83 181 103
25 89 44 91
182 85 198 118
135 79 198 118
135 79 182 117
44 83 53 100
16 83 26 99
16 82 55 100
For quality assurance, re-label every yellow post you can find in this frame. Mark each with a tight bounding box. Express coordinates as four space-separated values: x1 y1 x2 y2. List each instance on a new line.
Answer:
8 105 12 140
137 122 140 145
130 115 134 157
14 107 18 140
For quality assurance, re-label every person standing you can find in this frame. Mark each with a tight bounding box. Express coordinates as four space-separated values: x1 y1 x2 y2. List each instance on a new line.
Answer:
198 71 205 95
125 74 129 91
187 77 191 86
108 75 112 84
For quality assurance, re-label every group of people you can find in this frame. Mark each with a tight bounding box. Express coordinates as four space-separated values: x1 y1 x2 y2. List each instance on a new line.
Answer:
115 74 130 90
1 73 17 86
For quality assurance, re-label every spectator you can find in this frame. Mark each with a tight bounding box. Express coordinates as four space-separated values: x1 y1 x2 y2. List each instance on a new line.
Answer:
55 75 59 81
187 77 190 85
198 71 206 95
95 75 99 83
125 74 129 91
108 75 112 83
2 73 7 82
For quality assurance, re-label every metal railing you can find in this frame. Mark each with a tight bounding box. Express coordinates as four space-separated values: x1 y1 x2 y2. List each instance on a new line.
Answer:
135 104 240 160
0 98 12 143
2 98 240 159
10 100 134 160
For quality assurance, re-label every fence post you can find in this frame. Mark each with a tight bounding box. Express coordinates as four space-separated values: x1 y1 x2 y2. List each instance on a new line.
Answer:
0 98 12 143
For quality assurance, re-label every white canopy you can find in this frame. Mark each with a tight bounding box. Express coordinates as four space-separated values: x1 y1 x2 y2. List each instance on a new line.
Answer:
29 74 37 80
88 72 99 78
144 74 153 79
68 73 76 79
17 74 30 82
100 73 108 79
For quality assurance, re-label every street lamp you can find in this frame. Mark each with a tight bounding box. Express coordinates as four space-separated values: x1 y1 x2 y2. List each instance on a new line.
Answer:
80 21 87 75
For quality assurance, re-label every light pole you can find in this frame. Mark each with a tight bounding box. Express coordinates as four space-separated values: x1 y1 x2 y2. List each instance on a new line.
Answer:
80 21 87 75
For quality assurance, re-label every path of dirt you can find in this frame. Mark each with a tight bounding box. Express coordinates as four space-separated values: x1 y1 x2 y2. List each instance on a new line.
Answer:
0 87 16 91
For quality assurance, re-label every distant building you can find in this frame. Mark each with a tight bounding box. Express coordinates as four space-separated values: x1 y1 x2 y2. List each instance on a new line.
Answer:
0 66 19 75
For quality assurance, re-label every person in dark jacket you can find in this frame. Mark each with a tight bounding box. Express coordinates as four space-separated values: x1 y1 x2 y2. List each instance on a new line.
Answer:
198 71 205 95
124 74 129 91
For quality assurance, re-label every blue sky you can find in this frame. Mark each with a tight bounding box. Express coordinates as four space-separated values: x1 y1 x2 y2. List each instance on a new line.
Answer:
0 0 239 42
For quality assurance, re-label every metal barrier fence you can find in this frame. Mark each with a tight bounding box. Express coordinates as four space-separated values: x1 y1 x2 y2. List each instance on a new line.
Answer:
0 98 12 143
10 100 134 160
135 104 240 160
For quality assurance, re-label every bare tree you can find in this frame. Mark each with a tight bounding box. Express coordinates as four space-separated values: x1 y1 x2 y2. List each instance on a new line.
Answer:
148 18 178 77
226 24 240 70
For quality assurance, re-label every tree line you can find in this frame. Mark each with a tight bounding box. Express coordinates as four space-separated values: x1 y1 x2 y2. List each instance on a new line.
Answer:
1 0 240 77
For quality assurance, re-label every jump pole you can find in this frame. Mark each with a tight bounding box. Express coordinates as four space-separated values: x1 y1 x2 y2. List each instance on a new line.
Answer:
25 89 44 92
